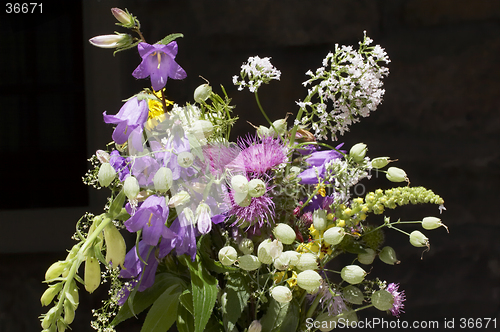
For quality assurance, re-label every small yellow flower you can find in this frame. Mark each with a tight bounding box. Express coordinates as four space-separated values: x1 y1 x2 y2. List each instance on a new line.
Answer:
273 271 286 284
308 225 320 239
287 271 297 287
336 219 346 227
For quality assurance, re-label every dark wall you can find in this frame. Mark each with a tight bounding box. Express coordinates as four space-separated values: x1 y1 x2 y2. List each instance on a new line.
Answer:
1 0 499 331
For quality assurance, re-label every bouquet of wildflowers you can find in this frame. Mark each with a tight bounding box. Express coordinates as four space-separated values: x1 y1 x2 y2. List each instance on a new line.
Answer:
39 8 447 332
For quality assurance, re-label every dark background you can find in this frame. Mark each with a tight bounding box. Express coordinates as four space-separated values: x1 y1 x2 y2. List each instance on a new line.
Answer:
1 0 499 331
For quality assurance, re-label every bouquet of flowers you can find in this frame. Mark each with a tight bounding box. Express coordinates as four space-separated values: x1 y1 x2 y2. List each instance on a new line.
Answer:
39 8 447 332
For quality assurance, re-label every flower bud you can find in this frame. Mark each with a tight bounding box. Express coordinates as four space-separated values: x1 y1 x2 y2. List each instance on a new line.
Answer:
371 157 390 169
96 150 110 163
153 167 173 193
41 307 57 329
40 283 63 306
342 285 364 305
248 179 266 198
272 223 296 245
124 176 140 200
237 254 262 271
296 252 318 271
104 223 126 268
271 118 287 136
269 239 283 259
98 163 116 187
313 209 327 231
323 227 346 246
45 261 67 281
386 167 408 183
231 175 249 193
357 248 376 265
248 320 262 332
297 270 322 293
191 120 213 140
84 256 101 294
409 230 429 248
168 190 190 207
379 246 400 265
422 216 448 232
111 8 134 27
256 125 272 138
270 286 293 303
89 33 133 49
194 84 212 103
371 290 394 311
350 143 367 162
63 298 76 324
238 238 254 255
218 246 238 266
341 265 366 284
177 151 194 168
257 239 274 264
274 253 291 271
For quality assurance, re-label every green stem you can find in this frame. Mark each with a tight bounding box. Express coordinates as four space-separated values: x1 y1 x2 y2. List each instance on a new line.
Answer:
254 91 277 133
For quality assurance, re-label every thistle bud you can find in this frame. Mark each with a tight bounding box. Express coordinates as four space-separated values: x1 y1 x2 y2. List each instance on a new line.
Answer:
296 252 318 271
342 285 364 305
272 223 296 245
84 256 101 294
194 84 212 103
341 265 366 284
231 174 249 193
349 143 367 162
45 261 68 281
191 120 213 140
177 151 194 168
313 209 327 231
237 254 262 271
98 163 116 187
104 223 126 268
371 290 394 311
238 238 254 255
422 216 448 232
386 167 408 183
270 286 293 303
379 246 400 265
409 230 429 248
89 33 133 49
248 320 262 332
111 8 135 27
168 190 190 207
218 246 238 266
371 157 390 169
40 283 63 306
297 270 322 293
357 248 376 265
323 227 346 246
248 179 266 198
153 167 173 193
123 175 140 200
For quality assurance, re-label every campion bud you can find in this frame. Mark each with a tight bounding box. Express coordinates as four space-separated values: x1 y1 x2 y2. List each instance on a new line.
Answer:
371 290 394 311
296 252 318 271
271 118 287 136
257 239 274 264
123 176 140 200
323 227 346 246
349 143 367 162
238 238 254 255
248 179 266 198
231 174 249 193
371 157 390 169
270 285 293 303
194 84 212 103
274 251 296 270
342 285 364 305
104 223 126 268
168 190 190 207
297 270 322 293
233 191 252 207
177 151 194 168
341 265 366 284
218 246 238 266
313 209 327 231
386 167 408 183
111 8 134 27
409 230 429 248
269 239 283 259
84 256 101 294
98 163 116 187
153 167 173 193
248 320 262 332
96 150 110 163
40 283 63 306
89 33 133 49
422 216 448 232
237 254 262 271
272 223 296 245
358 248 376 265
256 125 272 138
191 120 213 140
379 246 400 265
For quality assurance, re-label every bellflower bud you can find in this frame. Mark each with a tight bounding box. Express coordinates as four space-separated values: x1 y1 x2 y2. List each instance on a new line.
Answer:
349 143 367 162
270 286 293 303
371 290 394 311
248 179 266 198
313 209 327 231
177 151 194 168
272 223 296 245
357 248 376 265
231 174 249 193
341 265 366 284
89 33 133 49
84 256 101 294
323 227 346 245
409 230 429 248
379 246 400 265
123 175 140 200
386 167 408 183
194 84 212 103
237 254 262 271
96 150 110 163
297 270 322 293
98 163 116 187
111 8 135 27
422 216 448 232
218 246 238 266
296 252 318 271
248 320 262 332
371 157 390 169
238 238 254 255
342 285 364 305
104 223 126 268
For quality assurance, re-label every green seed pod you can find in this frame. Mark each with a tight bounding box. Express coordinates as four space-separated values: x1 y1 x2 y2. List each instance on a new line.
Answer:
248 179 266 198
237 254 262 271
104 223 126 268
98 163 116 187
238 238 254 255
84 256 101 294
41 307 58 329
63 299 75 324
371 290 394 311
45 261 67 281
177 151 194 168
341 265 366 284
342 285 364 305
323 227 345 245
153 167 173 193
194 84 212 103
409 230 429 248
40 283 63 306
257 239 274 264
371 157 390 169
386 167 408 183
357 248 376 265
270 285 293 303
231 174 249 193
349 143 367 162
218 246 238 266
297 270 322 293
123 175 140 200
313 209 328 231
379 246 400 265
273 223 296 245
296 252 318 271
422 216 448 232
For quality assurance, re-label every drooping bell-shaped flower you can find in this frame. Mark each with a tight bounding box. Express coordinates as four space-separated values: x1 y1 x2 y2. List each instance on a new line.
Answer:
103 97 149 145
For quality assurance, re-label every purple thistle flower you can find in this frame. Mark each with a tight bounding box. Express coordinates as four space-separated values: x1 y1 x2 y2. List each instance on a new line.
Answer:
132 42 187 91
228 189 275 230
103 97 149 145
387 283 406 317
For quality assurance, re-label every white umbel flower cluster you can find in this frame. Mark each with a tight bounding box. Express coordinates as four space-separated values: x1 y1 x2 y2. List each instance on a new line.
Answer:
233 56 281 93
297 32 390 141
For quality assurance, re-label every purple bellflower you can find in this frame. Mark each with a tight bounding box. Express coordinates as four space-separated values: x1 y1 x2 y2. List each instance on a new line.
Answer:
132 42 187 91
109 150 130 181
298 144 345 184
103 97 149 145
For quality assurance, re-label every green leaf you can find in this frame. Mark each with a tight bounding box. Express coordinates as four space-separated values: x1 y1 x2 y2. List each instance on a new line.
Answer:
279 299 299 332
222 273 251 332
179 290 194 315
141 284 181 332
260 298 290 332
158 33 184 45
111 273 186 326
108 190 125 218
177 302 195 332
